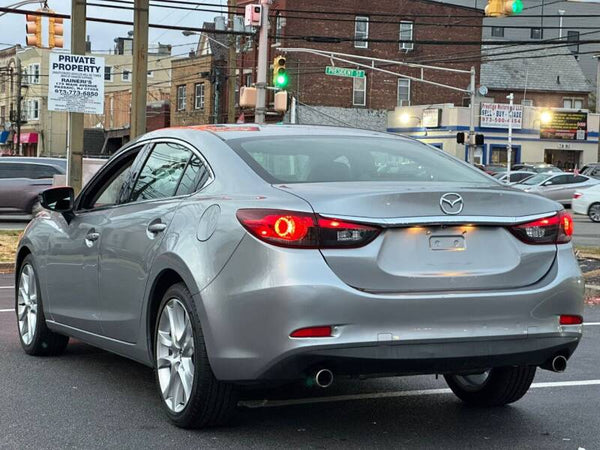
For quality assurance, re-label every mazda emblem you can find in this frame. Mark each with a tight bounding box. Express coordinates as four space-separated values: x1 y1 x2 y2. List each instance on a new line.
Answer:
440 193 464 215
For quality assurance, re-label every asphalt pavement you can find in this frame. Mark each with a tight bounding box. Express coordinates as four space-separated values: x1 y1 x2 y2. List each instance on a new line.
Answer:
0 273 599 449
572 213 600 247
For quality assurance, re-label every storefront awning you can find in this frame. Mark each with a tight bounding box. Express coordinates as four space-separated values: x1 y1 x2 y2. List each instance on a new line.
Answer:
14 132 38 144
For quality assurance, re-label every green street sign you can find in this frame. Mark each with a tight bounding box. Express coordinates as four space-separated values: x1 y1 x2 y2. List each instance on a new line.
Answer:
325 66 365 79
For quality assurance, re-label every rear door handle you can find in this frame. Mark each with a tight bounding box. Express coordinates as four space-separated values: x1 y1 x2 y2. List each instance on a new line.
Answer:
147 222 167 234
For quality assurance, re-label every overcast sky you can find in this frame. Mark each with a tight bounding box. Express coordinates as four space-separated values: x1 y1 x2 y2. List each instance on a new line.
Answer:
0 0 227 57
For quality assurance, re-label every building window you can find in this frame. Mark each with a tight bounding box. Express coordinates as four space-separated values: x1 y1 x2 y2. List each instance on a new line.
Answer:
567 31 580 54
354 16 369 49
28 64 40 84
194 83 205 110
122 69 131 82
25 99 39 120
491 27 504 38
399 21 414 51
274 15 285 46
530 28 543 39
245 73 252 87
563 98 584 109
352 76 366 106
397 78 410 106
521 99 533 106
177 85 186 111
104 66 112 81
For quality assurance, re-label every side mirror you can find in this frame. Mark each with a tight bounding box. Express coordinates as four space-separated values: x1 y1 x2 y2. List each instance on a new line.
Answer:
39 187 75 221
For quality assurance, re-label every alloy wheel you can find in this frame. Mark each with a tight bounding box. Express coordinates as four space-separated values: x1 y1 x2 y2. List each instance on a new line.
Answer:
590 204 600 222
17 263 38 346
156 298 195 413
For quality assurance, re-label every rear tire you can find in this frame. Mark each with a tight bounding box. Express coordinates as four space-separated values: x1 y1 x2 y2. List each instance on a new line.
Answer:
16 255 69 356
589 203 600 223
444 366 536 406
154 282 238 429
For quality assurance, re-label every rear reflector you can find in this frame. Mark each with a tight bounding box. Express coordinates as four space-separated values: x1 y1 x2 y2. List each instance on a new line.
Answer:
236 209 380 248
559 315 583 325
573 192 583 199
509 211 573 245
290 326 333 338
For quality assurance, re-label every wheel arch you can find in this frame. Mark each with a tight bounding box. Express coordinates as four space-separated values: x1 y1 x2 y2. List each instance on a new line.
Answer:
144 255 202 362
15 245 32 286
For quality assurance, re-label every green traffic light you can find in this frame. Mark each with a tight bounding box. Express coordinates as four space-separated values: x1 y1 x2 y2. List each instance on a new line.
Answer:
275 73 289 88
512 0 523 14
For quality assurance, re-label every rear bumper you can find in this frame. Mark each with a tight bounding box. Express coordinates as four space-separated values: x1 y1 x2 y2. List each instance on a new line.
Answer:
257 334 580 380
572 198 589 216
195 237 585 382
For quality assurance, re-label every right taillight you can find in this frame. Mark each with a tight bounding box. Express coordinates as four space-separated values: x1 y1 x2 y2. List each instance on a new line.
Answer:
509 211 573 245
236 209 380 249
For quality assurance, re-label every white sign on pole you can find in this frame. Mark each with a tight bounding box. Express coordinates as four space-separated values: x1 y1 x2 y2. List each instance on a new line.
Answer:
48 53 105 114
480 102 523 129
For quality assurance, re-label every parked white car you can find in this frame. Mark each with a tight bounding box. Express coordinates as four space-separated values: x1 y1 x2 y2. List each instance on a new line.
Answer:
573 185 600 222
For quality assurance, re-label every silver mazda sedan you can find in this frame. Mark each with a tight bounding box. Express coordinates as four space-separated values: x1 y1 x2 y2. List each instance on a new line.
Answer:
16 125 584 428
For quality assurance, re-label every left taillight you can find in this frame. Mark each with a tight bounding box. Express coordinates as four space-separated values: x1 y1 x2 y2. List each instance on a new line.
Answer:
509 211 573 245
236 209 380 248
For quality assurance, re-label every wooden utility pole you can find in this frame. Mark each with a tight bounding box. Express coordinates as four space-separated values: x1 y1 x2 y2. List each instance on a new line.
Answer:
131 0 149 138
227 0 237 123
68 0 86 192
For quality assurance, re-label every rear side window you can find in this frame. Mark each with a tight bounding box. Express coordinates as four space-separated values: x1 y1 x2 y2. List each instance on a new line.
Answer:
175 154 211 196
29 164 60 179
130 142 191 201
229 136 493 184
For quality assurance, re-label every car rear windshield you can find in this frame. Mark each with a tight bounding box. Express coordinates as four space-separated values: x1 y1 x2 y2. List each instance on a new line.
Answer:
228 136 494 184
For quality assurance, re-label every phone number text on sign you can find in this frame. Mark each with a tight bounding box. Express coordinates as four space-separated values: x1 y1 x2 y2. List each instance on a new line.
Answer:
48 53 105 115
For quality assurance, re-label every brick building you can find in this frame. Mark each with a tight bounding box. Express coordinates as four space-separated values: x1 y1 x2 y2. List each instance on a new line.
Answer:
170 25 228 126
238 0 484 117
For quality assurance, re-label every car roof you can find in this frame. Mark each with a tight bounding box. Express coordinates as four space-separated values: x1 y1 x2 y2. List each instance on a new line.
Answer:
0 156 66 168
144 124 410 143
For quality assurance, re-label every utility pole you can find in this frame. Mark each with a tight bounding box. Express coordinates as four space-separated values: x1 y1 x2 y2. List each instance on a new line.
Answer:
255 0 271 124
507 92 514 182
227 0 237 123
468 66 476 163
16 59 22 155
68 0 86 193
131 0 149 138
596 55 599 160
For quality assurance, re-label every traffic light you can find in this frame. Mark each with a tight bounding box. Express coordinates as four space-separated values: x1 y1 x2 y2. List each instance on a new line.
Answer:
49 14 64 48
273 56 289 89
25 13 42 47
485 0 523 17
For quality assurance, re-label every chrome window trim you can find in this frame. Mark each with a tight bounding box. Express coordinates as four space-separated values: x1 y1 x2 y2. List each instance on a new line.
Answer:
318 212 559 227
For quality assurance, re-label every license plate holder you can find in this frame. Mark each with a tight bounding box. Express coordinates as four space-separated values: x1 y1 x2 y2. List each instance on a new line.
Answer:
429 235 465 251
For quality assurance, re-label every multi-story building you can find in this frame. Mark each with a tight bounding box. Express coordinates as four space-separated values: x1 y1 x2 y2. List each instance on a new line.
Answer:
170 24 229 126
0 45 21 154
237 0 484 129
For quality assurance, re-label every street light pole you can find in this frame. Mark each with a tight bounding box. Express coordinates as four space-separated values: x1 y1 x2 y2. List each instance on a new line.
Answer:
507 93 514 183
254 0 271 124
468 66 476 163
227 0 237 123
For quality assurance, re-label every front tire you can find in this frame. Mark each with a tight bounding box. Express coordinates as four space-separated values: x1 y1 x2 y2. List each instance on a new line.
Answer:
444 366 536 406
154 282 238 428
589 203 600 223
16 255 69 356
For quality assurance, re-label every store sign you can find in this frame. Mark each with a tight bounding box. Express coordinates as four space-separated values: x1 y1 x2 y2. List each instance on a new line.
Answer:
480 103 523 129
540 111 588 140
48 53 105 114
422 108 441 128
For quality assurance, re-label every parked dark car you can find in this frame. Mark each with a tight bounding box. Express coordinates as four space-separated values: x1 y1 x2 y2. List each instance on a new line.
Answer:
483 164 506 175
0 157 66 216
581 163 600 179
